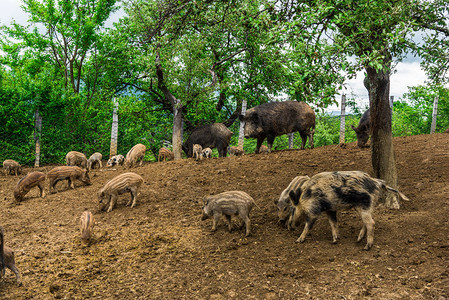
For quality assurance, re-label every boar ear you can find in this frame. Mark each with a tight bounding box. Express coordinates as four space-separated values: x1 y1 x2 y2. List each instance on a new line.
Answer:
289 190 300 205
238 114 245 121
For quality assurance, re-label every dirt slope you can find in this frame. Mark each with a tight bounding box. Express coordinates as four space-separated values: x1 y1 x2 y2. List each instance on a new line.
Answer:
0 134 448 299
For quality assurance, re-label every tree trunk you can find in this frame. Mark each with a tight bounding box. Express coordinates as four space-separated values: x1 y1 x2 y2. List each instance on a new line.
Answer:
172 100 183 160
365 66 399 209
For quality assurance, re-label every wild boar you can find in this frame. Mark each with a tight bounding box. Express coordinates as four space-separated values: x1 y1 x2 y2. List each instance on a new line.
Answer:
239 101 315 153
0 227 21 285
258 145 269 154
87 152 103 171
287 171 410 250
182 123 233 158
3 160 21 176
158 148 174 162
125 144 146 168
201 191 255 237
107 154 125 167
98 172 144 212
274 176 310 228
66 151 88 168
351 109 371 148
228 146 244 156
47 166 92 193
202 147 212 159
193 144 203 161
80 210 95 244
14 171 46 202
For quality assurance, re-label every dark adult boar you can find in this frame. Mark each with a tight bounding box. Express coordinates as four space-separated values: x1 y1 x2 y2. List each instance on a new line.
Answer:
351 109 370 148
239 101 315 153
47 166 91 193
183 123 233 158
14 171 46 201
287 171 409 250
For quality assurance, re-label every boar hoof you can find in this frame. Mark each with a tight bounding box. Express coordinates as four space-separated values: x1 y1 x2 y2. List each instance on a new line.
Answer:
296 237 305 243
363 243 372 251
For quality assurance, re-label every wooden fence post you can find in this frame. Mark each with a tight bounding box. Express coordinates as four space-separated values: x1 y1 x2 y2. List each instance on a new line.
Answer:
238 100 247 148
339 94 346 145
430 95 439 134
34 108 42 168
110 98 119 158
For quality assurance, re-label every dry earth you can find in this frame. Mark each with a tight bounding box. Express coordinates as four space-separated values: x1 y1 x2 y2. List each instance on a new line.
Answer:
0 134 448 299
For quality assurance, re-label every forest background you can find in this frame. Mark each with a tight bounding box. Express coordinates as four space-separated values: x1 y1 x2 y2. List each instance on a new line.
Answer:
0 0 448 165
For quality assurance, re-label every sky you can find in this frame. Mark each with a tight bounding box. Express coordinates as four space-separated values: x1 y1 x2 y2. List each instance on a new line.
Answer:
0 0 430 111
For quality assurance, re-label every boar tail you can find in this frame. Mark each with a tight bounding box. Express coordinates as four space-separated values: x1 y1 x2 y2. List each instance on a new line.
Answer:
385 185 410 202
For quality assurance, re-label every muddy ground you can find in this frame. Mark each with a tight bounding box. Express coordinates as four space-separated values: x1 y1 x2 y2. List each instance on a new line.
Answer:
0 133 448 299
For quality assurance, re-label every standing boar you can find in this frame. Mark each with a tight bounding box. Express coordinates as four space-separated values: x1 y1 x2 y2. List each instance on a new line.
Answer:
274 176 310 228
3 160 21 176
0 227 21 285
202 147 212 159
14 171 46 202
107 154 125 167
47 166 91 193
125 144 146 168
80 210 95 244
351 109 371 148
287 171 410 250
182 123 233 158
158 148 174 162
98 172 143 212
228 146 244 156
66 151 88 168
201 191 255 237
87 152 103 171
192 144 203 161
239 101 315 153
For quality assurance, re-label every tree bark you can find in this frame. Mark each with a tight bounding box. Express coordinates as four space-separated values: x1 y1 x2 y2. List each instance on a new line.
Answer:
365 65 399 208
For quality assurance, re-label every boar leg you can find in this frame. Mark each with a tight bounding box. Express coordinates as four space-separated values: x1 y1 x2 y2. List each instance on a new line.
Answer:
297 216 317 243
256 137 264 153
99 160 102 168
325 211 339 243
38 182 46 198
308 131 314 149
266 136 275 153
107 194 118 213
225 215 232 232
7 263 21 285
299 132 307 150
359 210 375 250
127 188 138 208
68 177 75 189
212 213 222 232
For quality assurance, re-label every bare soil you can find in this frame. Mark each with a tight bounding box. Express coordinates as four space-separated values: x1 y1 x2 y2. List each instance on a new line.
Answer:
1 134 448 299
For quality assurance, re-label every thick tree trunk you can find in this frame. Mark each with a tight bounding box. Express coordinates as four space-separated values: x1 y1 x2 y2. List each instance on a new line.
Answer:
365 66 399 208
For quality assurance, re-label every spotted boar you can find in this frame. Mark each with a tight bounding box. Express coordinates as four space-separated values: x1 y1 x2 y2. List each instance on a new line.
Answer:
3 160 21 176
98 172 143 212
351 109 370 148
107 154 125 167
66 151 88 168
193 144 203 161
182 123 233 158
288 171 410 250
202 147 212 159
239 101 315 153
228 146 244 156
158 148 174 162
80 210 95 244
125 144 146 168
87 152 102 171
0 227 21 285
274 176 310 228
14 171 46 202
47 166 92 193
201 191 255 237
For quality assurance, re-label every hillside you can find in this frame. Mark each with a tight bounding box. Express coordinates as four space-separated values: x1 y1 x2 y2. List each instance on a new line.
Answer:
1 134 448 299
